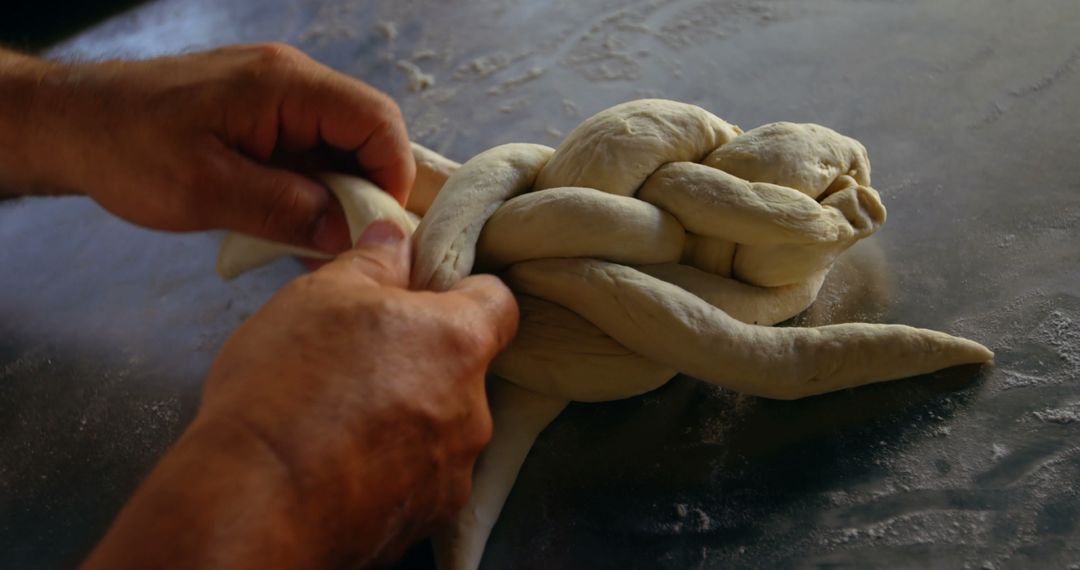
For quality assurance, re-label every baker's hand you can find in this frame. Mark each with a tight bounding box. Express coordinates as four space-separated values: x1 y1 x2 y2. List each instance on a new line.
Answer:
6 43 412 252
84 220 518 569
205 219 518 561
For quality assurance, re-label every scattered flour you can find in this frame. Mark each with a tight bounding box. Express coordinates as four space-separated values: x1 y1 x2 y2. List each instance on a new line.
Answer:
463 54 510 78
412 48 442 61
497 97 529 114
295 0 364 45
670 503 714 532
561 9 647 81
396 60 435 91
1032 403 1080 424
486 66 545 95
376 20 398 41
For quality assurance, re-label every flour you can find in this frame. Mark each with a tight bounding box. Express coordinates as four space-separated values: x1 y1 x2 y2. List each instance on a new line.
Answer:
396 60 435 92
375 20 397 42
461 54 510 78
498 98 529 114
561 9 647 81
486 66 545 95
1032 403 1080 424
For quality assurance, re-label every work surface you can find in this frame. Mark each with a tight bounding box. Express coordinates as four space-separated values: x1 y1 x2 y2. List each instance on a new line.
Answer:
2 0 1079 567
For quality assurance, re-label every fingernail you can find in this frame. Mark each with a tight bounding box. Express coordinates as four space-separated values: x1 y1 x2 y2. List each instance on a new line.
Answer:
356 219 405 247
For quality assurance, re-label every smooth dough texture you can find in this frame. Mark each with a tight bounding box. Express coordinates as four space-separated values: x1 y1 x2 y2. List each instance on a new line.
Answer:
215 99 993 570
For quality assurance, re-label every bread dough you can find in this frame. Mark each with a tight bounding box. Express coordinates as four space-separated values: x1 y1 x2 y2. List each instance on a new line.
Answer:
215 99 993 570
431 378 568 570
215 143 452 279
477 186 686 271
215 174 413 280
507 258 991 399
411 143 553 291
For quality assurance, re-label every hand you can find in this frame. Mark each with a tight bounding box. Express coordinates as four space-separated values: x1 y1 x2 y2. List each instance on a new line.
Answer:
12 43 414 252
84 220 519 568
204 220 518 560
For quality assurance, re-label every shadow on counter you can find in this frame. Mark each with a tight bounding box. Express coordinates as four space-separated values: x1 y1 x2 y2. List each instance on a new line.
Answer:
0 0 147 52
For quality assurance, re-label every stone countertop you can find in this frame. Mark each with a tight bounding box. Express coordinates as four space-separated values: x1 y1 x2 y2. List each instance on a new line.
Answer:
2 0 1078 567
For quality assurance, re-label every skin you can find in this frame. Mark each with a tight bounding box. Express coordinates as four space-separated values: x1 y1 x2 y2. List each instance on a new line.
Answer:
85 222 518 568
0 42 416 252
0 45 519 567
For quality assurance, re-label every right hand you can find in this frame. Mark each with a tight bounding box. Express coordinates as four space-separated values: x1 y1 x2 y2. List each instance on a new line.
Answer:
199 219 518 563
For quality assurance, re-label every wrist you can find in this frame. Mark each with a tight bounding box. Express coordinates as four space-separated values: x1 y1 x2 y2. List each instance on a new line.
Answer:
0 50 83 196
189 407 410 566
86 413 337 569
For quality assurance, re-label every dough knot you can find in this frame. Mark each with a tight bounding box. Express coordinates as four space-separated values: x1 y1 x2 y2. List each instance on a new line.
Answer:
412 100 889 401
216 99 992 570
218 99 990 404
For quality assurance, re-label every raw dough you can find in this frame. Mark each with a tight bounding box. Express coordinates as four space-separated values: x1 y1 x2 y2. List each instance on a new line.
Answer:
215 143 455 279
215 174 413 280
215 99 993 570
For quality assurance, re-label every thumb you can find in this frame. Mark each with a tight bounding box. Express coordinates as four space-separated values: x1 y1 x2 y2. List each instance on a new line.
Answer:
324 220 411 288
213 153 339 250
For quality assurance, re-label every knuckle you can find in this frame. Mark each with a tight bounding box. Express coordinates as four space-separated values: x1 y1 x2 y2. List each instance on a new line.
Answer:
478 274 517 308
360 294 402 322
354 83 400 118
463 277 520 345
365 93 404 137
333 293 408 338
233 43 307 88
248 42 304 67
380 94 404 123
439 319 497 369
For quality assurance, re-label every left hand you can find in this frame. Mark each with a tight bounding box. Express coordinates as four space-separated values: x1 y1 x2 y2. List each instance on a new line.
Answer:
16 43 414 252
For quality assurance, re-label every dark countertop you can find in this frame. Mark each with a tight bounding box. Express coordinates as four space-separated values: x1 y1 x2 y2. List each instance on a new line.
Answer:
2 0 1078 568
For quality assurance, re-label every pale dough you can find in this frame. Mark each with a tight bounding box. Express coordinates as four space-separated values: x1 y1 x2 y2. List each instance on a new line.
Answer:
215 143 454 279
215 99 993 570
215 173 415 280
411 143 552 291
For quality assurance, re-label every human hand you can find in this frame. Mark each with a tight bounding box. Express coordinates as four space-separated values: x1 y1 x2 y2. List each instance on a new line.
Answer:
204 220 517 562
19 43 413 252
84 220 518 569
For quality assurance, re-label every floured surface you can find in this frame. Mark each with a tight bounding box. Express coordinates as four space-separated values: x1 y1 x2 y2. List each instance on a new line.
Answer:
2 0 1078 568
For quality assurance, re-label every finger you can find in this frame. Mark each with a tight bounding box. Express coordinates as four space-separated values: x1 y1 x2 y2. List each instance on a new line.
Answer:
280 67 416 204
309 198 352 253
447 275 520 351
323 219 411 288
208 149 343 250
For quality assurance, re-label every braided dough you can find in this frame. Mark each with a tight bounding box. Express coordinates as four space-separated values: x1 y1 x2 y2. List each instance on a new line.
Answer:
215 100 992 570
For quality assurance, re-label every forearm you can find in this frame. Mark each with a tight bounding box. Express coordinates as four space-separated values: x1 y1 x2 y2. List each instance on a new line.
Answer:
83 415 360 569
0 48 79 197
